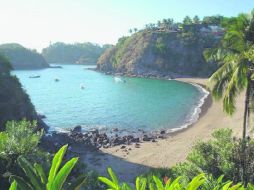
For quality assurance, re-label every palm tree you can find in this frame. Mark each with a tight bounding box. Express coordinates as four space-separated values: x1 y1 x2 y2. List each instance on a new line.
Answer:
193 15 200 24
205 10 254 138
183 16 192 25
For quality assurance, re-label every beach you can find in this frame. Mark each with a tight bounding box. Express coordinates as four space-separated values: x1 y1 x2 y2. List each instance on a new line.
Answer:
82 78 246 182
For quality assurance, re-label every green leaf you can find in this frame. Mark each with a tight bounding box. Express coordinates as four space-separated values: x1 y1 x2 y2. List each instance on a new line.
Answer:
153 175 164 189
47 144 68 189
34 163 47 184
10 176 33 190
17 156 44 190
222 181 233 190
98 177 118 189
9 180 17 190
66 174 86 190
108 167 120 187
51 157 78 190
149 183 155 190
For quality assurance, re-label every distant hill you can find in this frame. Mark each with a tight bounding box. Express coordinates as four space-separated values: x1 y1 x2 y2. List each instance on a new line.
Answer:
42 42 112 64
0 43 49 69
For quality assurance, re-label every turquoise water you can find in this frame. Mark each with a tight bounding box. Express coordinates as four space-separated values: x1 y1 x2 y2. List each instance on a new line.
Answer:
12 64 205 132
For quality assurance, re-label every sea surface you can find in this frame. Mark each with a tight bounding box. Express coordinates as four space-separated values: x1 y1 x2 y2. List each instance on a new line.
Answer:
12 64 208 133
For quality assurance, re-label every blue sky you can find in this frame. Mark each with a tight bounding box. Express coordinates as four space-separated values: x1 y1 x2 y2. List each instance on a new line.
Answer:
0 0 253 51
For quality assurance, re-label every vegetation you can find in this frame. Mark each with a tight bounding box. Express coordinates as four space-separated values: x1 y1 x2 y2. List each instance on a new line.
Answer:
99 167 248 190
205 10 254 138
0 120 49 189
0 54 37 129
97 13 227 77
3 8 254 190
10 145 86 190
0 43 48 69
42 42 111 64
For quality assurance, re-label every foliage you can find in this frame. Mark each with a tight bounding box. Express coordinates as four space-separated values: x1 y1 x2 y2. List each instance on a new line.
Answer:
0 43 48 69
99 167 246 190
0 55 37 129
204 9 254 138
10 145 86 190
42 42 109 64
0 120 49 189
154 38 167 55
0 120 42 158
171 129 254 185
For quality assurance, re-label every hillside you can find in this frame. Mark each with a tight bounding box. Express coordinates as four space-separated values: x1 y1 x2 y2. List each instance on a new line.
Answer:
42 42 111 64
0 43 49 69
0 54 47 130
97 30 220 77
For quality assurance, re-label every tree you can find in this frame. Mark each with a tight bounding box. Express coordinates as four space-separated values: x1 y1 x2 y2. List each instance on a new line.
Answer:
183 16 192 25
193 15 200 24
133 28 138 33
205 10 254 138
202 15 224 25
128 29 132 34
157 20 162 28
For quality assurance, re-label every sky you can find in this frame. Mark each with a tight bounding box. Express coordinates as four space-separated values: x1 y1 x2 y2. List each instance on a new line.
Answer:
0 0 254 52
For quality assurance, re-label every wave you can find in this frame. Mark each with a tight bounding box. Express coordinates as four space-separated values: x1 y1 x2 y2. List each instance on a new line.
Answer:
166 81 210 133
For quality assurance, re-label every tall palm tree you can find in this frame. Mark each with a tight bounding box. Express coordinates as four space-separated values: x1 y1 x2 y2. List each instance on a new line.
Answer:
205 10 254 138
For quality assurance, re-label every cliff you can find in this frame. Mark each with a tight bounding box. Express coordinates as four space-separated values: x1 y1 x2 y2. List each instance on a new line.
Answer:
97 31 219 77
42 42 111 64
0 43 49 69
0 54 48 130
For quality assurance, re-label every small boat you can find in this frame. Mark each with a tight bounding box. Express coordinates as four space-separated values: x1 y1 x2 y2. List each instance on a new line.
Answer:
114 76 123 83
29 75 40 78
54 78 59 82
80 84 85 89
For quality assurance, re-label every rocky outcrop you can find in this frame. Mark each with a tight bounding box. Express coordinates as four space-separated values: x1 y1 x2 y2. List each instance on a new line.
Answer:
97 31 218 77
0 54 48 130
0 43 49 69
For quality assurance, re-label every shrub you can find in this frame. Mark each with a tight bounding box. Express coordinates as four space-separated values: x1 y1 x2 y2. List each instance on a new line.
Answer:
172 129 254 185
0 120 49 189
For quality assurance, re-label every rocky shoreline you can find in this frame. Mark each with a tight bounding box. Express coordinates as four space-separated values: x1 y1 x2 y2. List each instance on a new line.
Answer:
89 67 194 80
40 70 209 154
40 125 168 153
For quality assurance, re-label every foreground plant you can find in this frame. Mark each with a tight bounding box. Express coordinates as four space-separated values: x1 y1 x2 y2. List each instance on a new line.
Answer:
99 167 246 190
9 145 86 190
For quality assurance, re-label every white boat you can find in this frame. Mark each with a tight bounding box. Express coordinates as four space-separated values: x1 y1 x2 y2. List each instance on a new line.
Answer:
80 84 85 89
114 76 123 82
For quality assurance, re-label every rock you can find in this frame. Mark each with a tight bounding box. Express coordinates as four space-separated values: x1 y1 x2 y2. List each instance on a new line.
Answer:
90 129 99 134
72 125 82 133
142 135 151 142
160 130 166 135
112 128 119 132
135 143 140 148
157 135 164 139
121 145 126 149
38 114 46 119
152 139 156 142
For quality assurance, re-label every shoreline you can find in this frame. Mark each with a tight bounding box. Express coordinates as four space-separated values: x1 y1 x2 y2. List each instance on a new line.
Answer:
81 77 244 182
44 76 211 150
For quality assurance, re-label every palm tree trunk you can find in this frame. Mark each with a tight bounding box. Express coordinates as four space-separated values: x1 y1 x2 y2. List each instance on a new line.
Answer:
243 79 251 139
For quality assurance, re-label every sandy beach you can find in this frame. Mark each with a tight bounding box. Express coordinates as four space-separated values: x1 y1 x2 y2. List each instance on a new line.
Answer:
82 78 246 182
